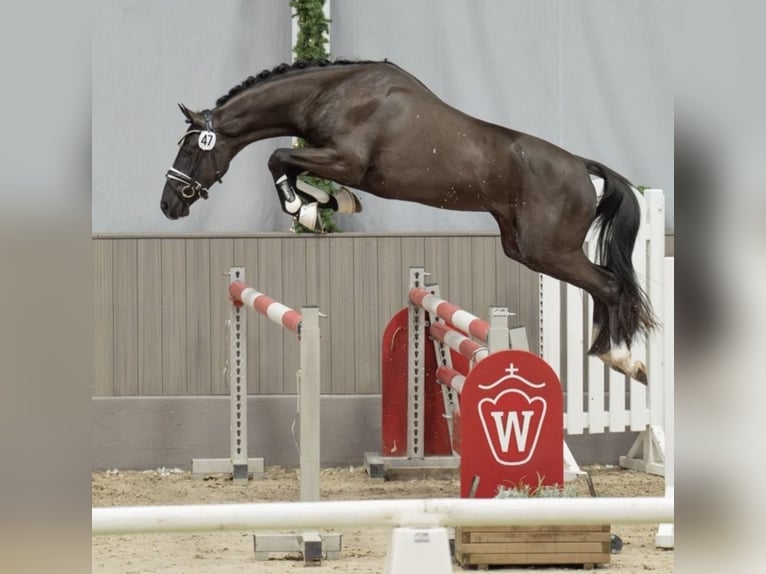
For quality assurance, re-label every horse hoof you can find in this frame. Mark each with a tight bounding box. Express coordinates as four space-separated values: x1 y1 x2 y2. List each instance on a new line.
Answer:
296 202 320 230
634 362 648 385
334 186 363 214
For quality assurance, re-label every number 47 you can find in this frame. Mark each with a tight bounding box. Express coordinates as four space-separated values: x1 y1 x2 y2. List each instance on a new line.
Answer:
198 131 216 150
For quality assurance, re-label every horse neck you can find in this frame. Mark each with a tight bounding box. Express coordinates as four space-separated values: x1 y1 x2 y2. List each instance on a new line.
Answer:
215 75 318 149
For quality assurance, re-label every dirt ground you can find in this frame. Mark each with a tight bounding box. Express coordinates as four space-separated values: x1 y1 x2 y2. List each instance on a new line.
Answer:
92 465 673 573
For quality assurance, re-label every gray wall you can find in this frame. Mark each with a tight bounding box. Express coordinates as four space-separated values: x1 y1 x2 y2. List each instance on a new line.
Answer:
92 0 673 233
331 0 673 232
92 0 292 233
91 395 638 470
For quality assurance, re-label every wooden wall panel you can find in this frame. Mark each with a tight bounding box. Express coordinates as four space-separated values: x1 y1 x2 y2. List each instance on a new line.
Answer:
92 240 114 396
93 233 540 396
185 239 212 395
161 239 187 394
112 240 138 395
256 238 285 394
353 237 379 393
282 237 307 395
494 240 519 316
328 237 355 394
305 237 332 393
400 237 425 272
136 240 162 395
377 237 403 342
424 236 450 293
447 236 473 312
471 236 498 318
519 265 541 354
209 238 234 395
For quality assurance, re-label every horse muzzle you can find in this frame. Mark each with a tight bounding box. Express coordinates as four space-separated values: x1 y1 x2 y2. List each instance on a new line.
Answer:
160 184 190 220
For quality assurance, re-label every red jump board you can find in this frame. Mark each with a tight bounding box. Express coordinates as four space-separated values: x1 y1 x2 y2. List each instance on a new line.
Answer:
459 349 563 497
380 308 452 457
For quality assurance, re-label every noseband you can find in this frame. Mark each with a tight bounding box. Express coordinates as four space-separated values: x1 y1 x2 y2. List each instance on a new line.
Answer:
165 110 224 203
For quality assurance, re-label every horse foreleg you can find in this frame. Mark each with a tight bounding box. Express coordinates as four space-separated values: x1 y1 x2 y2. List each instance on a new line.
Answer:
265 151 318 228
268 147 366 229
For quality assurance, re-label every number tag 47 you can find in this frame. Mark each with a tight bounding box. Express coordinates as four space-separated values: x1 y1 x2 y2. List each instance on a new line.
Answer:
198 131 216 150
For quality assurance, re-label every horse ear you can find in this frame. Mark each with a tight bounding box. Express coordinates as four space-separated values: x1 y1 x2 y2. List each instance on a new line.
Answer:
178 103 192 122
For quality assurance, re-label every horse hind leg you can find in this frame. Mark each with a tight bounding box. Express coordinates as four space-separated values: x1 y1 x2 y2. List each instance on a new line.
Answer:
295 179 363 215
493 207 648 383
587 277 649 384
591 298 648 384
535 249 649 384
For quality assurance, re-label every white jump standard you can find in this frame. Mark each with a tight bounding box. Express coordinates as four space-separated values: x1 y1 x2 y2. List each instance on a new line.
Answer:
193 267 337 564
191 267 264 483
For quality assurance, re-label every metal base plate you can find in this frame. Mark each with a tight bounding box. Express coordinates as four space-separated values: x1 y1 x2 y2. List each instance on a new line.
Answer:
253 532 342 565
191 458 265 483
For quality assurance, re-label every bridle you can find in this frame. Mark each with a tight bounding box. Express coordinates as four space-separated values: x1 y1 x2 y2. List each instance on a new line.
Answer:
165 110 225 203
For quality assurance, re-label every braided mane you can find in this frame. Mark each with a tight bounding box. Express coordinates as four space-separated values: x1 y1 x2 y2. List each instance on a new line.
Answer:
215 58 387 107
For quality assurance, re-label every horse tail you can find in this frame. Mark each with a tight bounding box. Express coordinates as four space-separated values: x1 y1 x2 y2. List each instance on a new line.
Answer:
580 157 657 350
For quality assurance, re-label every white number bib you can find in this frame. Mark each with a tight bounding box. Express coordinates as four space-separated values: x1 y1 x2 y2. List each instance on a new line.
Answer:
198 131 216 150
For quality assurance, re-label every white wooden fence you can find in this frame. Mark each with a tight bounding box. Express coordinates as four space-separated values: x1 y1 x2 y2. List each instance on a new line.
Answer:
540 188 670 475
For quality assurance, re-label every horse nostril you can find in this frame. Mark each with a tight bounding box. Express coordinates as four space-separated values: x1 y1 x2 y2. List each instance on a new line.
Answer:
161 200 170 215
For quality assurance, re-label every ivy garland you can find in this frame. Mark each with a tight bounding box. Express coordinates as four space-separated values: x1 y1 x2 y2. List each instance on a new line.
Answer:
289 0 339 233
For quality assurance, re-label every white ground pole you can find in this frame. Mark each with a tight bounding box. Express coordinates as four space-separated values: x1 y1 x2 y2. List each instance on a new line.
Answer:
93 497 673 534
656 258 674 548
93 496 673 574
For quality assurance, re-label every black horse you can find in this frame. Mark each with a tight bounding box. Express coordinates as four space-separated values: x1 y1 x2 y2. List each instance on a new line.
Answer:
161 59 656 383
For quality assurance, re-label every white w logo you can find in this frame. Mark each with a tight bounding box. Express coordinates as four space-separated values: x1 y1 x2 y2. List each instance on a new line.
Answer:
489 410 535 452
478 389 547 466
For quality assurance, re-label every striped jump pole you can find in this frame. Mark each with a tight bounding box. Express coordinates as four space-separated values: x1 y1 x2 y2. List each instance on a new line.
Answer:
436 366 465 394
409 287 490 343
401 268 508 462
429 321 490 364
229 280 303 337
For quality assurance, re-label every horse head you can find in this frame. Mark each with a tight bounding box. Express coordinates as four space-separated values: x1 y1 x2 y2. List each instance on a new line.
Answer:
160 104 232 219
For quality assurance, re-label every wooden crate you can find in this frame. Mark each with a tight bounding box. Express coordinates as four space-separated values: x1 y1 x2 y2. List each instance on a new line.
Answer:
455 525 611 570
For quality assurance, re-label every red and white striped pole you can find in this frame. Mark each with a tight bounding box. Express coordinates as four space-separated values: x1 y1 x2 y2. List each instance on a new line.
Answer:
436 366 465 394
409 287 490 342
429 321 489 363
229 280 302 336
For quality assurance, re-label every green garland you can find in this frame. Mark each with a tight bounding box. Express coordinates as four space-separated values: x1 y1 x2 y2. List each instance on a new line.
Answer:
291 0 330 61
290 0 339 233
